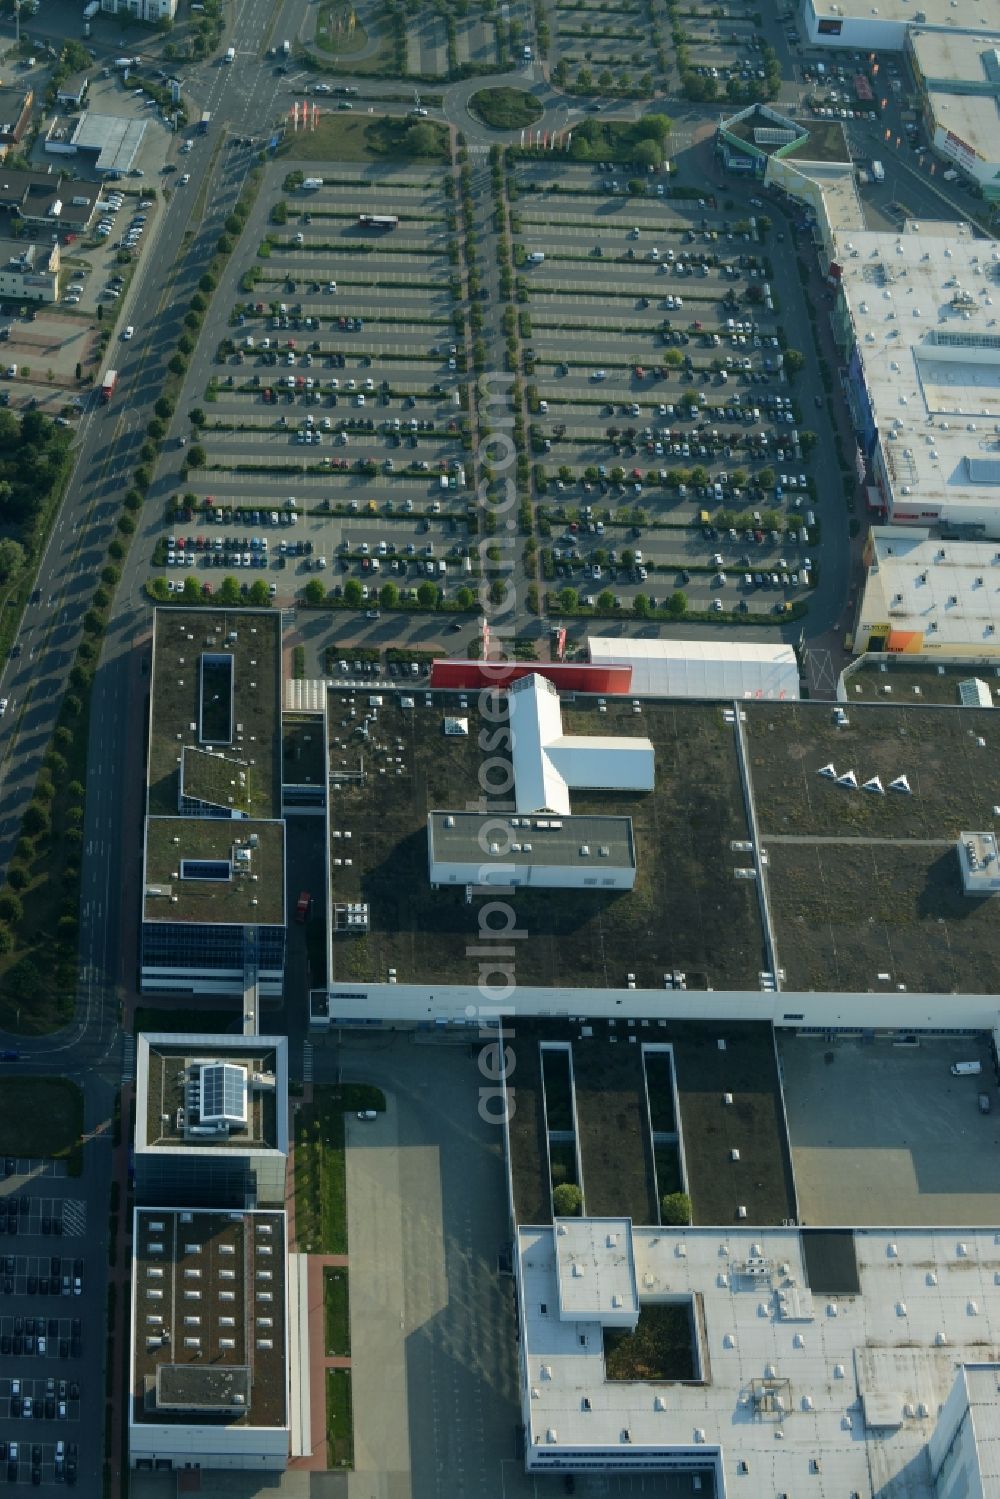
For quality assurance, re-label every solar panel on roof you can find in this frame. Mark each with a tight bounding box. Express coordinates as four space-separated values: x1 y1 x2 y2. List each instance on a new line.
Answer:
199 1062 247 1125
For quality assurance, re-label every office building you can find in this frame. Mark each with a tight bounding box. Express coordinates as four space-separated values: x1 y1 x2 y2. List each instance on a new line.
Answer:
140 609 287 997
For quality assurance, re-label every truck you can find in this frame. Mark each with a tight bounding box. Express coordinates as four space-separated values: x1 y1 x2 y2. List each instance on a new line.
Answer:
301 177 324 191
198 110 211 133
951 1061 982 1076
526 251 545 264
114 55 139 69
871 159 885 182
281 38 291 55
224 45 235 63
100 369 117 403
357 213 398 230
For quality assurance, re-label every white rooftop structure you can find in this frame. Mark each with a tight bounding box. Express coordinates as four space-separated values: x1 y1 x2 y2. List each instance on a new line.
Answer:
588 638 799 701
518 1223 1000 1493
834 227 1000 536
507 673 654 816
806 0 999 51
956 829 1000 893
554 1219 640 1326
853 527 1000 652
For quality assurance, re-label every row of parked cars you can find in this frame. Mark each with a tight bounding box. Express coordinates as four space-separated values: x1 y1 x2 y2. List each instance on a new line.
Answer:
2 1435 77 1486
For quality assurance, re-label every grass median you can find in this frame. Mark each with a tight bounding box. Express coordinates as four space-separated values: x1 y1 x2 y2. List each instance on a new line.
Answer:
325 1367 354 1468
0 1077 84 1174
293 1083 385 1253
323 1265 351 1356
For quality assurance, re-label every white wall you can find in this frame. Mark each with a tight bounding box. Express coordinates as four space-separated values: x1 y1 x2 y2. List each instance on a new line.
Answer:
318 981 1000 1031
804 5 909 49
129 1422 288 1469
428 859 635 890
927 1369 986 1499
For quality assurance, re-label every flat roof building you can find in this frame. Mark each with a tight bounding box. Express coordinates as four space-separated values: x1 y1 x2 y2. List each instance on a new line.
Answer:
517 1222 1000 1492
588 638 800 700
426 674 653 892
908 31 1000 202
832 225 1000 537
427 810 637 890
134 1033 288 1209
853 526 1000 653
804 0 999 51
141 609 286 997
129 1207 289 1471
44 111 147 176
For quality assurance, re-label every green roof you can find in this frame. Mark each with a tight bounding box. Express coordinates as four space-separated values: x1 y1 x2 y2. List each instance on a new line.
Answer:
143 817 285 927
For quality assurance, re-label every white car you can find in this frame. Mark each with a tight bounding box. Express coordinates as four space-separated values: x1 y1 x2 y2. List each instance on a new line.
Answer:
180 173 191 184
122 326 134 340
0 698 8 715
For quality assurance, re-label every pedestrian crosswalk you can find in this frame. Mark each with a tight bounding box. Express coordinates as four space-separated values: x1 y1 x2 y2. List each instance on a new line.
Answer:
122 1035 135 1084
302 1041 313 1083
61 1200 86 1238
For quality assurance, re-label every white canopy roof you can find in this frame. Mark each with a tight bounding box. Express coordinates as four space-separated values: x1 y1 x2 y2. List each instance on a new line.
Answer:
588 637 800 700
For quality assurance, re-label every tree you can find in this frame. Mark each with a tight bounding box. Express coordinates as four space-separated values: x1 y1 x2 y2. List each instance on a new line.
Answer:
6 866 27 891
633 593 650 616
189 407 206 428
558 586 579 612
186 444 207 469
379 581 399 608
0 924 12 955
664 348 683 368
182 575 202 602
22 802 50 837
783 348 805 378
417 580 438 608
402 122 442 157
303 579 326 607
634 138 661 170
219 575 240 605
248 581 270 606
799 431 818 457
639 113 671 142
0 538 25 581
343 579 362 608
621 548 635 570
666 590 687 617
661 1192 692 1225
757 466 775 489
597 589 615 611
0 892 22 925
455 586 475 610
553 1183 583 1217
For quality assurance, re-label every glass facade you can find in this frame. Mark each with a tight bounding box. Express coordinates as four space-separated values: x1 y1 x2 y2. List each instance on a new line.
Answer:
141 922 285 977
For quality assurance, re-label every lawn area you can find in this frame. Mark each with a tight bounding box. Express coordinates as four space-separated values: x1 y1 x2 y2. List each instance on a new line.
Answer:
315 1 369 54
324 1266 351 1357
325 1368 354 1468
604 1302 696 1382
279 114 449 164
294 1083 385 1253
0 1078 84 1174
469 86 543 129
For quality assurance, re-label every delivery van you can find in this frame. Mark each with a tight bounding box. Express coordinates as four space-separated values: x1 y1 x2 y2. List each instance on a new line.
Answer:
951 1061 982 1076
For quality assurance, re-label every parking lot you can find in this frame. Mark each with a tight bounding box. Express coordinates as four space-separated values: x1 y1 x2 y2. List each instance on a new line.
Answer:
0 1181 89 1488
167 161 481 606
511 159 819 617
